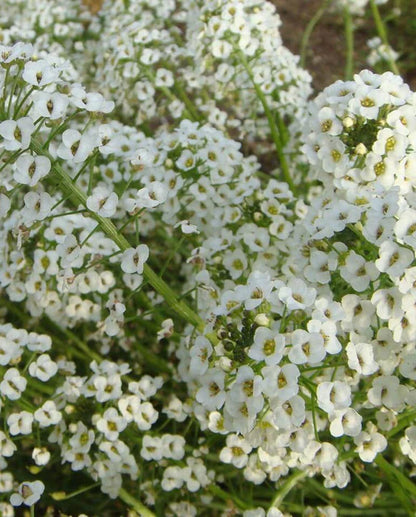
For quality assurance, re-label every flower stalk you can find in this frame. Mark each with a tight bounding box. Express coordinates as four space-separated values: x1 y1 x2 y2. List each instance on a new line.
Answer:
31 140 206 333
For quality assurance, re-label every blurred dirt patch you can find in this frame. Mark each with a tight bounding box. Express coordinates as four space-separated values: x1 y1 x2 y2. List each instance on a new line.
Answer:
82 0 103 14
272 0 416 91
272 0 370 92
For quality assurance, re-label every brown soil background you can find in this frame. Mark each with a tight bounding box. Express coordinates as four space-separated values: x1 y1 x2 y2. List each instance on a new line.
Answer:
272 0 367 90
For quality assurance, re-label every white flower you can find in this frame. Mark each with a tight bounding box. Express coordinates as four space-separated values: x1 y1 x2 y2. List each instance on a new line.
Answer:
32 447 51 466
56 234 81 268
57 129 97 163
346 341 379 375
155 68 174 87
248 327 284 366
329 408 362 437
161 466 184 491
196 368 226 410
7 411 33 436
375 240 413 278
317 381 351 414
261 363 300 401
0 193 11 218
10 480 45 507
22 191 53 222
34 400 62 427
31 91 69 120
13 154 51 186
141 435 164 461
28 354 58 382
70 85 114 113
367 375 408 410
354 425 387 462
278 278 316 310
0 472 13 493
0 431 17 457
395 209 416 248
339 251 379 292
399 426 416 464
219 434 252 468
174 220 200 234
288 328 326 365
96 408 127 441
157 319 174 341
134 401 159 431
0 368 27 400
400 351 416 380
118 395 141 423
161 434 186 460
92 373 122 402
134 181 168 210
0 117 34 151
22 60 61 86
222 249 248 280
27 333 51 352
86 186 118 217
120 245 149 274
189 336 213 377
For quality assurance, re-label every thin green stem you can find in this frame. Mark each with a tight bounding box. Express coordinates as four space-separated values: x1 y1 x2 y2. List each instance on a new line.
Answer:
300 0 332 68
31 140 205 332
369 0 400 75
118 488 155 517
51 482 100 501
208 484 250 510
375 455 415 515
140 66 196 121
270 470 308 508
376 455 416 499
45 316 102 362
388 409 416 438
237 51 295 193
13 86 36 118
173 81 202 122
343 7 354 80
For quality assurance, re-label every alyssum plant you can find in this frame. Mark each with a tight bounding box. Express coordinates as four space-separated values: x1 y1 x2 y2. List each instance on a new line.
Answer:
0 0 415 516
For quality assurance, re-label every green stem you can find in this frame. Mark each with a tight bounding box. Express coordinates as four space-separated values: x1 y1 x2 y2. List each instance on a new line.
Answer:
369 0 400 75
238 51 295 193
173 81 202 122
13 86 36 118
51 482 100 501
376 455 416 499
270 470 308 508
141 66 196 122
208 484 250 510
44 316 102 362
306 478 354 504
343 7 354 80
338 508 409 516
118 488 155 517
388 409 416 438
300 0 332 68
31 140 205 332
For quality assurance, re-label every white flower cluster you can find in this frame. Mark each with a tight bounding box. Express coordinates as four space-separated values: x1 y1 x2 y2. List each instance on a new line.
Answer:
0 0 414 515
172 68 416 507
367 37 399 68
84 0 311 163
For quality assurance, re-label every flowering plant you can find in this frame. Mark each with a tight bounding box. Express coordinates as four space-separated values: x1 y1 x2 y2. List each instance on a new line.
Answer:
0 1 415 516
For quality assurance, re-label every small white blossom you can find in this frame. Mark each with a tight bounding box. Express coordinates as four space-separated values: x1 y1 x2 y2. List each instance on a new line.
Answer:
120 245 149 275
